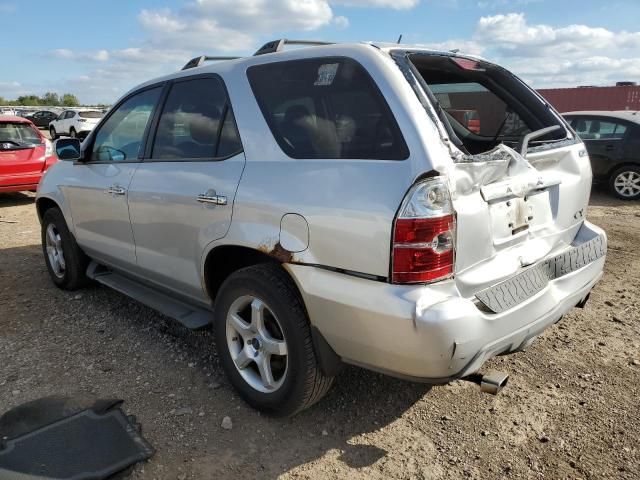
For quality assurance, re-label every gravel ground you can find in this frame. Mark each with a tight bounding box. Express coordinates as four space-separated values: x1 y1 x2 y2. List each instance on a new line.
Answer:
0 187 638 479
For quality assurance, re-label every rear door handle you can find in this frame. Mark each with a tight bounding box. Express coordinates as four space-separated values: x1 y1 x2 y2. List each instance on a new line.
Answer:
605 145 615 151
197 190 227 205
106 186 126 196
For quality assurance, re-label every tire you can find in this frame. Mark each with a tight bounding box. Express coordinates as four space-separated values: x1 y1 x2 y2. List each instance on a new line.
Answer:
609 165 640 200
213 263 334 416
41 208 90 290
69 127 77 138
49 126 57 140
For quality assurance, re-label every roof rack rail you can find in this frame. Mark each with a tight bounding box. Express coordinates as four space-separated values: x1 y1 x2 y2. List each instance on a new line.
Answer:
254 39 334 56
182 55 241 71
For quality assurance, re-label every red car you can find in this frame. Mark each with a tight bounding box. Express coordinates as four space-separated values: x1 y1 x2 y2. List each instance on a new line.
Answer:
0 115 57 192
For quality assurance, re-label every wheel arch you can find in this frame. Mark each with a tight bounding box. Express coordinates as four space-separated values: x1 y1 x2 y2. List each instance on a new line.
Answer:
36 196 61 222
605 161 640 180
203 244 280 304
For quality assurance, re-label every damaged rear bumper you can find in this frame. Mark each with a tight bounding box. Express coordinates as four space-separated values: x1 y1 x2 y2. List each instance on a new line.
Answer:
286 221 606 382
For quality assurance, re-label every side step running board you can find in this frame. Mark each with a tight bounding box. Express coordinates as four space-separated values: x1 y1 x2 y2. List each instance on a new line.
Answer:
86 262 211 330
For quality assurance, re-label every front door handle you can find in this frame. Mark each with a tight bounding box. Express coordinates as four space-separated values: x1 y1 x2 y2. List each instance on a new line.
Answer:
197 190 227 205
605 145 615 151
106 186 126 196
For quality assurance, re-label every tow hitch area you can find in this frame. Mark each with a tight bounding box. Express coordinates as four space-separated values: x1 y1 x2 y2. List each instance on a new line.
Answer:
465 371 510 395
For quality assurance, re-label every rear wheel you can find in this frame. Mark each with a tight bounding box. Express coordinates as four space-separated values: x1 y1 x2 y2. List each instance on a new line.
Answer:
609 166 640 200
49 126 57 140
69 127 77 138
213 264 334 416
41 208 90 290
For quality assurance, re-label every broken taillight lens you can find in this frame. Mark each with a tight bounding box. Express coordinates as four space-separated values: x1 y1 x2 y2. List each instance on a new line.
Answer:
392 177 456 284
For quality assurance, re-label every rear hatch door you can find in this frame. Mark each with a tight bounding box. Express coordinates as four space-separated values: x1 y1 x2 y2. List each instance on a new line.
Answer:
0 122 46 184
401 52 592 297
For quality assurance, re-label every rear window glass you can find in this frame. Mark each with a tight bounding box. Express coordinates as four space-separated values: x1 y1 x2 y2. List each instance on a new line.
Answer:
247 57 409 160
431 82 530 138
0 122 41 145
79 111 103 119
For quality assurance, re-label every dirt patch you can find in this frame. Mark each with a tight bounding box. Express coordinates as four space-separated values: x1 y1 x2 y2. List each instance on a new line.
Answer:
0 187 639 479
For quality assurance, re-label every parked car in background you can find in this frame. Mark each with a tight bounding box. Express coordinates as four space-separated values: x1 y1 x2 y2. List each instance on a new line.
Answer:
37 40 606 415
0 108 16 116
0 115 56 192
49 109 103 139
26 110 59 128
564 111 640 200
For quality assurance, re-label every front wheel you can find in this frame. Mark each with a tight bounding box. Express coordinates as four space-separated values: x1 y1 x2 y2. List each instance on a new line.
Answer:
213 264 334 416
41 208 90 290
609 166 640 200
49 126 57 140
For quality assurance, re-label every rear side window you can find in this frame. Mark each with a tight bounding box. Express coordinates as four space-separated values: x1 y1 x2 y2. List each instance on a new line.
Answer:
151 77 242 160
247 57 409 160
572 118 627 140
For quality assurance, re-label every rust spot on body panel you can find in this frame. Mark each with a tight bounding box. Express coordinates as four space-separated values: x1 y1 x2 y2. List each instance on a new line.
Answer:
257 241 295 263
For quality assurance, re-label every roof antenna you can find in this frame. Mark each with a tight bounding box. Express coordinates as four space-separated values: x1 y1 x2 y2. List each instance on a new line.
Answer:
397 34 403 44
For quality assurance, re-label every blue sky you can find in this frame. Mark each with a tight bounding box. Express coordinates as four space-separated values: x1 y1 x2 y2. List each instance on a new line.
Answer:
1 0 639 104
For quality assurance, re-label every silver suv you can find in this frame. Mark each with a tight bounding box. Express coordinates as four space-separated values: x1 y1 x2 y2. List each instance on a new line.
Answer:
37 40 606 416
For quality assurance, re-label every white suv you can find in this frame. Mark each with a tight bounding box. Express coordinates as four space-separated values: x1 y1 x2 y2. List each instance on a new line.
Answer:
37 40 606 416
49 109 103 139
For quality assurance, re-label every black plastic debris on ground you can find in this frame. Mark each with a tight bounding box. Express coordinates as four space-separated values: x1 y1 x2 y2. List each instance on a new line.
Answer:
0 396 154 480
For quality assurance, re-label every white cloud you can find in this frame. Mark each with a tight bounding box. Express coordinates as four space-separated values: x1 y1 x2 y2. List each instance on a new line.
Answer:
25 4 640 103
332 0 419 8
50 48 110 62
470 13 640 87
333 15 350 29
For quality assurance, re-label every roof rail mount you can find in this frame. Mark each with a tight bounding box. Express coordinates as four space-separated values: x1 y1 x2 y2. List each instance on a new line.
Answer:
182 55 241 71
254 39 334 56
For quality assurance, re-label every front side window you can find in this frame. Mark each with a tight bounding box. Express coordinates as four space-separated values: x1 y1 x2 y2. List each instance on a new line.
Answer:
90 87 161 162
247 57 409 160
572 118 627 140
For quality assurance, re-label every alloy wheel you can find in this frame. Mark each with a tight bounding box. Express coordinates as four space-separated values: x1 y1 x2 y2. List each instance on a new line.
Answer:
45 223 66 279
613 170 640 198
225 295 288 393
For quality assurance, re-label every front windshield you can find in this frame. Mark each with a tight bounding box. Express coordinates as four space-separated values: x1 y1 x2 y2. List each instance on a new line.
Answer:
0 122 42 145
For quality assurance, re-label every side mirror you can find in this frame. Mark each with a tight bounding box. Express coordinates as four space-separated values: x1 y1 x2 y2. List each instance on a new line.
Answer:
54 138 82 161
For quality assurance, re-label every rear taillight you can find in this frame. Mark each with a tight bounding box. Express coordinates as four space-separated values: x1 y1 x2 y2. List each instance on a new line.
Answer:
392 177 456 284
44 139 53 158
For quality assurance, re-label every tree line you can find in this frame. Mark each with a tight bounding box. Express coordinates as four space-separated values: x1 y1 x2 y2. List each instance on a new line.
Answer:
0 92 81 107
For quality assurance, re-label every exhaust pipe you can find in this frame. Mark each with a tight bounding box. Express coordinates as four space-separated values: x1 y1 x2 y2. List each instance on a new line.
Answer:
480 370 509 394
465 370 509 395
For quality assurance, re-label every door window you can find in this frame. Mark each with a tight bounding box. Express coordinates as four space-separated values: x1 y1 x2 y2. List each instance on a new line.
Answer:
572 118 627 140
90 87 161 162
151 77 241 160
65 111 75 119
247 57 409 160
